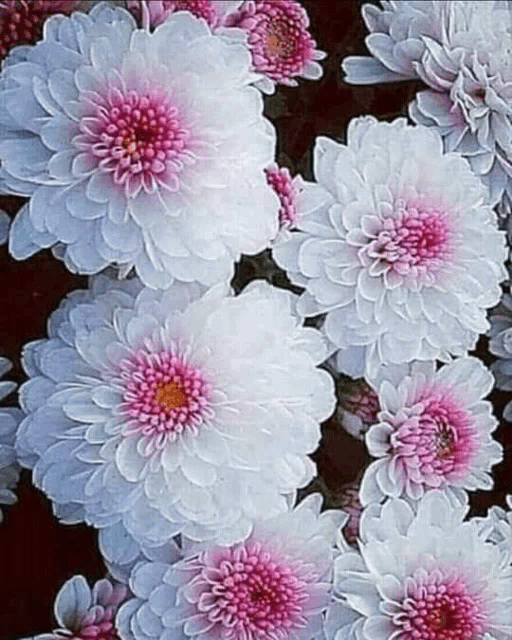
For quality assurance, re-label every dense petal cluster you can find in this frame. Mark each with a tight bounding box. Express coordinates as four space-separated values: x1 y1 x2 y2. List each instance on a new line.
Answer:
331 491 512 640
342 1 512 205
0 3 278 289
361 357 503 506
14 275 335 552
0 356 23 523
273 116 507 382
29 575 127 640
125 0 242 29
223 0 326 94
0 0 83 61
488 292 512 421
117 494 344 640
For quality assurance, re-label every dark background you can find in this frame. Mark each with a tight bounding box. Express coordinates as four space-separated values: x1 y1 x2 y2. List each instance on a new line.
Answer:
0 1 511 638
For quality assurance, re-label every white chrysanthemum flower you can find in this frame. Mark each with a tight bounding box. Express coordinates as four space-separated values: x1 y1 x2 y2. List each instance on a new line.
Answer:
474 495 512 559
0 356 23 523
488 292 512 421
14 275 335 554
273 116 507 383
361 357 503 506
341 1 447 85
117 494 344 640
343 1 512 205
332 490 512 640
0 2 278 289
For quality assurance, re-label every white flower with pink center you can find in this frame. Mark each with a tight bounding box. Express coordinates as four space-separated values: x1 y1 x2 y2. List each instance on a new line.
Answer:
222 0 326 94
14 274 335 555
117 494 344 640
125 0 243 29
27 575 127 640
273 116 508 383
1 2 278 289
265 164 301 232
330 491 512 640
360 357 503 507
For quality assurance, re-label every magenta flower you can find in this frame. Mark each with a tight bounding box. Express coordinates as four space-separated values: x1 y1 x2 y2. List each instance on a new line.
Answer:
224 0 326 93
265 164 301 231
0 0 82 60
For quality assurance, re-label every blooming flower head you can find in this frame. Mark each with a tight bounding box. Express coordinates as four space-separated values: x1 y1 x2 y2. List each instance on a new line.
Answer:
273 116 508 383
488 291 512 421
34 575 127 640
361 357 503 506
223 0 326 94
1 2 278 289
342 1 512 205
15 274 335 554
125 0 242 29
265 164 301 232
0 356 23 523
117 494 344 640
0 0 83 61
331 490 512 640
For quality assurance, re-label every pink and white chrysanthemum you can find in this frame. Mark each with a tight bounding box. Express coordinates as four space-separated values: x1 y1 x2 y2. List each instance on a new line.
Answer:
265 164 301 232
28 575 127 640
330 491 512 640
117 494 344 640
0 356 23 523
342 1 512 206
0 0 83 61
1 3 278 289
273 116 508 383
14 275 335 555
222 0 326 94
125 0 243 30
360 357 503 506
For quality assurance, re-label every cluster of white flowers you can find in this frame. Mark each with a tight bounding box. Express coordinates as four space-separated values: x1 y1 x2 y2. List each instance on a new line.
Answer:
1 2 512 640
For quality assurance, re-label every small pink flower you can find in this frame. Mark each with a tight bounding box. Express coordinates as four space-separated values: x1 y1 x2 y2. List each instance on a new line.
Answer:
265 164 300 231
126 0 221 28
0 0 81 60
336 378 379 440
50 576 127 640
338 479 363 546
224 0 326 92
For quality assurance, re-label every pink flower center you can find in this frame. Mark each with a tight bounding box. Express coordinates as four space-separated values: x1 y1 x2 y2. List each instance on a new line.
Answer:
120 349 213 440
78 86 193 197
195 543 311 638
265 165 300 230
0 0 79 59
370 203 454 278
225 0 317 83
390 389 477 486
398 569 487 640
